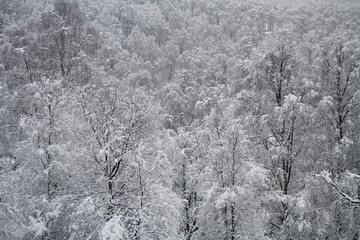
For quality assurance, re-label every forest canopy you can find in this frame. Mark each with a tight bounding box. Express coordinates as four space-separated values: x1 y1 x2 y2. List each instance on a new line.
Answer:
0 0 360 239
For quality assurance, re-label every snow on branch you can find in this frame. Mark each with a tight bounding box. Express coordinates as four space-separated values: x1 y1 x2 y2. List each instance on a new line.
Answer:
321 171 360 206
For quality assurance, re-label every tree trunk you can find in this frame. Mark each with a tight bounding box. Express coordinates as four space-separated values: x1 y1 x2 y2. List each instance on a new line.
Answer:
107 178 114 218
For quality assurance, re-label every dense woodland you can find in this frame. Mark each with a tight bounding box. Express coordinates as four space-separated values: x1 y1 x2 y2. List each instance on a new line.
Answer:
0 0 360 239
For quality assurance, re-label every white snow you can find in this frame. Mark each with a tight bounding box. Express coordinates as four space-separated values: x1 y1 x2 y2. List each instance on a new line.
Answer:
14 47 26 54
100 215 127 240
319 96 333 107
46 204 62 219
28 216 48 237
76 196 95 214
321 171 332 183
347 171 360 180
